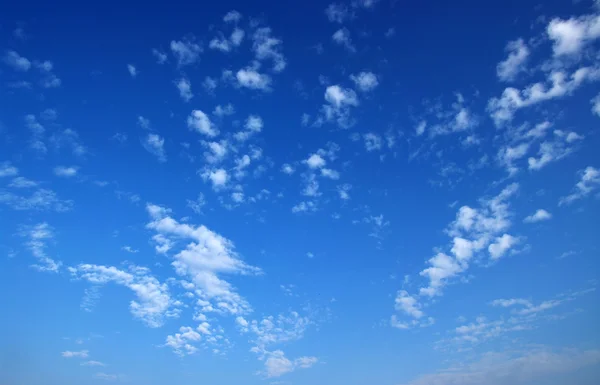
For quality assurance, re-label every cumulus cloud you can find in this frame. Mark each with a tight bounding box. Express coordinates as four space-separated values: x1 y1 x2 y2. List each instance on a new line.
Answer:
127 64 137 78
496 39 529 82
350 71 378 91
547 13 600 57
62 350 89 358
175 77 193 102
0 161 18 177
142 134 167 162
523 209 552 223
488 234 519 260
559 166 600 205
201 168 230 190
3 50 31 71
332 28 355 52
325 3 353 23
236 68 272 91
363 133 382 151
305 154 326 169
213 103 235 117
170 38 202 67
252 27 286 72
68 263 173 328
321 85 359 128
53 166 78 178
187 110 218 137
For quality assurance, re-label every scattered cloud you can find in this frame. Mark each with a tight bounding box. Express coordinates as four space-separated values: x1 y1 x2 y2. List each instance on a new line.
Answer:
187 110 218 137
350 71 378 91
559 166 600 205
496 39 529 82
127 64 137 78
62 350 89 358
170 38 202 67
524 209 552 223
142 134 167 162
3 50 31 71
175 77 193 102
332 28 355 52
53 166 78 178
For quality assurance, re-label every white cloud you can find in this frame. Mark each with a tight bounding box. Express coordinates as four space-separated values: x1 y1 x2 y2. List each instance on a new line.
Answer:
321 85 359 128
127 64 137 78
209 35 232 52
415 121 426 136
0 188 73 212
252 28 286 72
146 204 260 315
488 66 600 125
332 28 355 52
547 13 600 57
262 350 317 378
337 184 351 200
164 326 201 356
527 132 578 171
53 166 78 178
187 110 218 137
496 39 529 82
3 50 31 71
142 134 167 162
291 201 316 213
523 209 552 223
320 168 340 179
152 48 167 64
121 246 139 253
592 93 600 116
559 166 600 205
201 168 229 190
350 71 378 91
202 140 228 164
230 28 245 46
234 115 263 141
305 154 326 169
81 360 105 367
281 164 295 175
488 234 518 260
9 176 37 188
68 263 172 328
203 76 218 93
175 78 193 102
170 39 202 67
325 3 353 23
62 350 89 358
213 103 235 117
0 161 18 177
231 191 244 203
395 290 423 319
223 10 242 23
363 132 382 151
187 193 206 214
402 348 600 385
236 68 272 91
22 222 62 273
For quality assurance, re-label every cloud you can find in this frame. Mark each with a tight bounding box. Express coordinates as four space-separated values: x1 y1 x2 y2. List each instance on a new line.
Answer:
523 209 552 223
547 13 600 57
395 290 423 319
559 166 600 205
223 10 242 23
62 350 89 358
363 133 382 151
488 234 519 260
68 263 173 328
234 115 263 141
213 103 235 117
0 161 18 177
175 78 193 102
320 168 340 179
146 204 260 315
0 188 73 212
187 110 219 137
127 64 137 78
152 48 167 64
164 326 202 356
21 222 62 273
53 166 78 178
281 164 295 175
496 39 529 82
325 3 353 23
201 168 229 190
305 154 326 169
320 85 359 128
488 66 600 125
592 93 600 116
236 68 272 91
187 193 206 214
142 134 167 162
252 28 286 72
121 246 139 253
9 176 37 188
3 50 31 71
202 140 228 164
332 28 355 52
262 350 318 378
170 38 202 67
25 114 47 154
81 360 106 367
337 184 351 200
350 71 378 91
291 201 317 213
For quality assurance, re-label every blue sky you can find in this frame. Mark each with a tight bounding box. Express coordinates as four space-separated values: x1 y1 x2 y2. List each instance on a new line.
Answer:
1 0 600 384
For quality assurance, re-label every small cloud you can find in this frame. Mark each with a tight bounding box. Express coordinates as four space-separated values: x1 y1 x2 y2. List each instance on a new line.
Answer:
62 350 89 358
127 64 137 78
54 166 78 178
121 246 139 253
523 209 552 223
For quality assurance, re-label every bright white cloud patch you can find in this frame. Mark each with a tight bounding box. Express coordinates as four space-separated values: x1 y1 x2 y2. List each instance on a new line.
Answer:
350 71 378 91
496 39 529 82
547 13 600 56
559 166 600 205
305 154 326 169
201 168 229 190
170 39 202 67
523 209 552 223
53 166 78 178
236 68 272 91
62 350 89 358
175 77 193 102
142 134 166 162
321 85 359 128
332 28 355 52
187 110 218 137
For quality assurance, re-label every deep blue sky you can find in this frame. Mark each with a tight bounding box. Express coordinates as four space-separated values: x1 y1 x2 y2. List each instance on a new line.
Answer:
1 1 600 384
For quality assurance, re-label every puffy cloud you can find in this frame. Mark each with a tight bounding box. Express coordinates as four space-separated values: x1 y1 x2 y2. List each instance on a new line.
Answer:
559 166 600 205
523 209 552 223
201 168 229 190
142 134 167 162
234 115 263 141
0 161 18 177
152 48 167 64
127 64 137 78
262 350 316 378
53 166 78 178
146 204 260 315
170 39 202 67
488 66 600 125
223 10 242 23
332 28 355 52
175 77 193 102
527 130 580 171
187 110 218 137
291 201 316 213
547 13 600 56
592 93 600 116
203 76 218 93
0 188 73 212
325 3 353 23
497 143 530 175
488 234 518 260
62 350 89 358
350 71 378 91
236 68 272 91
305 154 326 169
202 140 228 164
252 28 286 72
68 263 173 328
337 184 351 200
415 121 426 136
9 176 37 188
321 85 359 128
164 326 201 356
213 103 235 117
363 133 382 151
320 168 340 179
395 290 423 319
496 39 529 82
281 164 295 175
3 50 31 71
